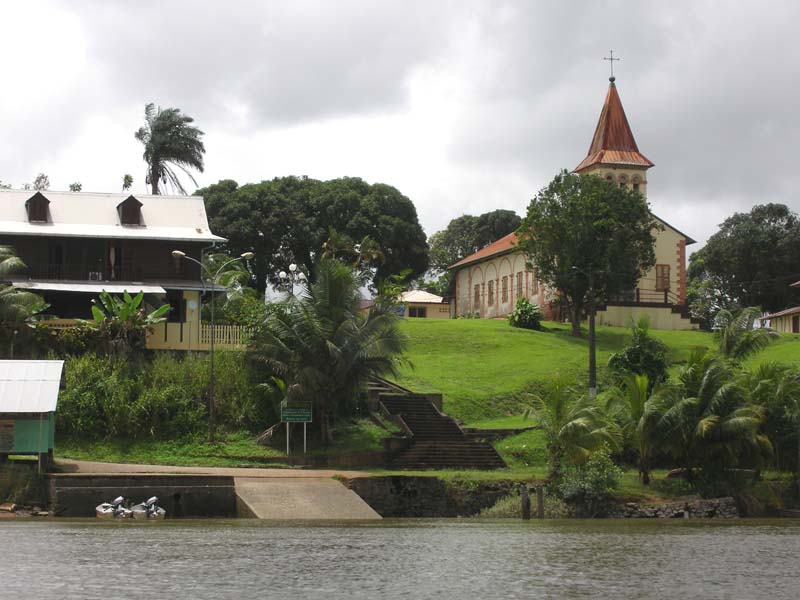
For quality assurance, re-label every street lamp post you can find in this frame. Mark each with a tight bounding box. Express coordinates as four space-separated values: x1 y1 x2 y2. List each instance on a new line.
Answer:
573 266 598 399
278 263 306 297
172 250 254 442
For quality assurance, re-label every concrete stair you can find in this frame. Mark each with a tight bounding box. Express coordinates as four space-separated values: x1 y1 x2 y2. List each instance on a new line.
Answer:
379 393 506 470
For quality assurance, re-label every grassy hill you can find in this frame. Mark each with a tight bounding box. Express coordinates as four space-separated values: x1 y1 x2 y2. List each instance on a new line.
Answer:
393 319 800 426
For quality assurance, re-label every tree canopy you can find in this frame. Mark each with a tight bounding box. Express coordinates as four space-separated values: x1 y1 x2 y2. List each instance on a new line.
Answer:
428 209 521 275
198 176 429 290
688 203 800 314
516 170 658 336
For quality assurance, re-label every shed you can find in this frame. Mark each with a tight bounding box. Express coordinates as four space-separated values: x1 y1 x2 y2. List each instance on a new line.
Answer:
0 360 64 470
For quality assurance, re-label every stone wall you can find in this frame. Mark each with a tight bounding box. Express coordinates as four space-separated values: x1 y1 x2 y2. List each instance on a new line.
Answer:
607 497 739 519
342 476 515 517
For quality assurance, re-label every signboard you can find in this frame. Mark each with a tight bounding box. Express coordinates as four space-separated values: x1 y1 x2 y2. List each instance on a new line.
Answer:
0 420 14 452
281 402 312 423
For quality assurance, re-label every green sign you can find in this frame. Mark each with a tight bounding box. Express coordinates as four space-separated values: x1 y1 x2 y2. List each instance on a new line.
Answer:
281 402 312 423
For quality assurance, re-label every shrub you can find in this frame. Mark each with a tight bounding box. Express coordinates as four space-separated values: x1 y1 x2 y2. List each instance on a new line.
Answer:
507 298 543 330
56 352 278 440
556 445 622 517
608 316 668 390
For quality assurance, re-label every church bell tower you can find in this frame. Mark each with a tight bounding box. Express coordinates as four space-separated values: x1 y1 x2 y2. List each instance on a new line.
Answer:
573 75 653 197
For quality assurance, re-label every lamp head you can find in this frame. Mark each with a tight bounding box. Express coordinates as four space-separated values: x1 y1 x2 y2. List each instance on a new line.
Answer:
298 272 306 281
172 250 186 259
279 271 287 279
289 263 297 272
241 252 255 260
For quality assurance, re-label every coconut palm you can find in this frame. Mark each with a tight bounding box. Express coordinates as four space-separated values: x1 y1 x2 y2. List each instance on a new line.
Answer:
740 362 800 471
134 103 205 195
607 373 667 484
0 246 47 357
251 258 406 444
715 307 778 360
657 347 771 482
525 375 619 480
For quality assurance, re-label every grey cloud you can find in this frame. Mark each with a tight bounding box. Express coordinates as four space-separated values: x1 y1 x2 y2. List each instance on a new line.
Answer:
68 0 458 128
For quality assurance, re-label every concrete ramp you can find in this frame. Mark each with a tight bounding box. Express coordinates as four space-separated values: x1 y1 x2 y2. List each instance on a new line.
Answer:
234 477 380 520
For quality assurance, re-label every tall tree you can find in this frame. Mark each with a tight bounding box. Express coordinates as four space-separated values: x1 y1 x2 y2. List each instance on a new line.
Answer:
517 170 658 336
69 182 82 192
122 174 133 192
135 103 205 195
198 176 428 290
428 209 521 276
250 258 407 444
689 204 800 313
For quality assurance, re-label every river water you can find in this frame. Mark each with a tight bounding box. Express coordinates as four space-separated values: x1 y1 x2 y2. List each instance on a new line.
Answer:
1 518 799 599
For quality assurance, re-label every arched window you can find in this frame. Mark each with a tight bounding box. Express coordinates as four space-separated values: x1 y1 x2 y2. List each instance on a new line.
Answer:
618 175 628 188
117 195 143 226
632 176 641 193
25 192 50 223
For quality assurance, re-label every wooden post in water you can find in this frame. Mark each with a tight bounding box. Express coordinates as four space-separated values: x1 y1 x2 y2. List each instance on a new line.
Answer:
520 484 531 520
536 485 544 519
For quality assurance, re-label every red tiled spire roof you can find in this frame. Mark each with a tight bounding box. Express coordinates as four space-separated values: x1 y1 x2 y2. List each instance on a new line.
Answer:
574 78 654 172
448 232 518 270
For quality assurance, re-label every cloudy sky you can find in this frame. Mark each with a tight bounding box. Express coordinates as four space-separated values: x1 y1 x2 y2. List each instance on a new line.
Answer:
1 1 798 249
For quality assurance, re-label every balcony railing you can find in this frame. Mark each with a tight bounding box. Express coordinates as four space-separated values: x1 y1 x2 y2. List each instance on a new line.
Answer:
27 263 144 282
607 288 680 306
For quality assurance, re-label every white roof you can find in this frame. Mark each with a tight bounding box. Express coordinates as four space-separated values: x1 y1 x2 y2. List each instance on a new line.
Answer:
0 360 64 413
400 290 445 304
13 281 166 294
0 190 225 242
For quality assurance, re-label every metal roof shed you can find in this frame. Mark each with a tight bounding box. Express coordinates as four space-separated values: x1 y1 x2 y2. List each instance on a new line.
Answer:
0 360 64 470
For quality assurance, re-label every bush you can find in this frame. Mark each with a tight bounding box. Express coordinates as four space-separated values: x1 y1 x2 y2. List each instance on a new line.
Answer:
507 298 543 330
607 316 668 389
556 445 622 517
57 352 278 440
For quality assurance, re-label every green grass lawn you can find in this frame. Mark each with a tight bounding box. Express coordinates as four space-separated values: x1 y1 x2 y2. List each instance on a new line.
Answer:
394 319 716 424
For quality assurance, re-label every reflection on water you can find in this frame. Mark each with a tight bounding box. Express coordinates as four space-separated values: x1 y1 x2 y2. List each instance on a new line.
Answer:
1 519 799 599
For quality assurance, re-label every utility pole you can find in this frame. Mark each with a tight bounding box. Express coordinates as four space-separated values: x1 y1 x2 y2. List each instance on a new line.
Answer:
573 266 598 399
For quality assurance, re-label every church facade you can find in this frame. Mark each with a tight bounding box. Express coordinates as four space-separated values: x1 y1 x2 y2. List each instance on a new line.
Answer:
448 77 698 330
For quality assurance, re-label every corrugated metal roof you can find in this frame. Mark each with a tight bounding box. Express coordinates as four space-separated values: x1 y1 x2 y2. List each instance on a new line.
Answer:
448 232 518 270
400 290 445 304
574 80 654 173
13 281 166 294
0 360 64 413
0 190 225 242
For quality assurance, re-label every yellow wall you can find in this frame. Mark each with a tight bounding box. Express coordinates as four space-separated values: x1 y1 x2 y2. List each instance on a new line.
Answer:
453 254 549 318
766 313 799 334
596 305 698 330
146 290 202 351
404 302 451 319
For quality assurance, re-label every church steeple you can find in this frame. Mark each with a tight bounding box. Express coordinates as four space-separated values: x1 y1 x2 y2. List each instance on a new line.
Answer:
574 77 653 195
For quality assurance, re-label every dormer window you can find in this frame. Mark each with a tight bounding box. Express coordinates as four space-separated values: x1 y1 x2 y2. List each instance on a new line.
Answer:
25 192 50 223
117 195 143 226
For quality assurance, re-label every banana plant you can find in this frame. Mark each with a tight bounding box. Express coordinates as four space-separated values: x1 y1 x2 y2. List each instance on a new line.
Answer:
83 290 170 356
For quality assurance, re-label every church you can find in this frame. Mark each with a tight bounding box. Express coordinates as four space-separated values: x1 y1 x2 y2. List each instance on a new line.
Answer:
448 75 699 330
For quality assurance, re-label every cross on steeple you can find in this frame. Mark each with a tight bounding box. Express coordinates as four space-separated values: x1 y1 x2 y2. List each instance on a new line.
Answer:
603 50 620 81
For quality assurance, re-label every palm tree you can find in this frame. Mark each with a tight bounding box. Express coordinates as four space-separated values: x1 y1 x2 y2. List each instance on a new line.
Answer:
715 307 778 360
525 375 619 480
0 246 47 357
739 362 800 471
657 347 771 482
607 373 667 484
251 258 406 444
134 103 205 195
